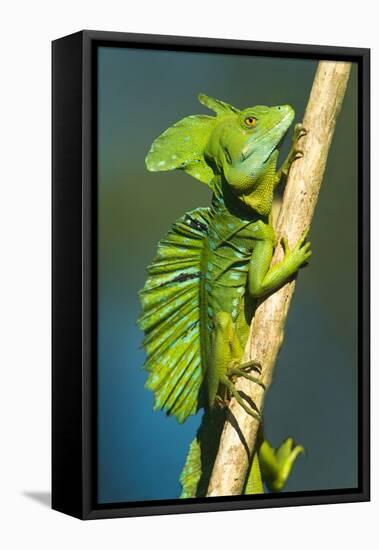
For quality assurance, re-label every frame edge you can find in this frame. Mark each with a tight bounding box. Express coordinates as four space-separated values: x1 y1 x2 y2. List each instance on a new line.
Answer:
52 30 85 520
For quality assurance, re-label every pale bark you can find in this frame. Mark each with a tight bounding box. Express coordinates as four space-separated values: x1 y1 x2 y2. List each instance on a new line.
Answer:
206 61 352 497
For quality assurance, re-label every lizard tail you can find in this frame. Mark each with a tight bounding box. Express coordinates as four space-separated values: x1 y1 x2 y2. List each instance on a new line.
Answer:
180 415 266 498
244 451 264 494
179 408 226 498
179 438 202 499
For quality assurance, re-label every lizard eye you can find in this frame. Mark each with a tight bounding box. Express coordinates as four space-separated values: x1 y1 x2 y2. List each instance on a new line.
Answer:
244 116 257 128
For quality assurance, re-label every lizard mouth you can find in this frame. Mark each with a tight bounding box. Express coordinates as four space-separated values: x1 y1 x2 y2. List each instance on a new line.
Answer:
263 145 278 164
262 132 287 164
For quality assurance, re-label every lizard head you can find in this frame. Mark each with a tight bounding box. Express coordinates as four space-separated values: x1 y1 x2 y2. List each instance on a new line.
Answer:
146 94 294 214
205 102 294 199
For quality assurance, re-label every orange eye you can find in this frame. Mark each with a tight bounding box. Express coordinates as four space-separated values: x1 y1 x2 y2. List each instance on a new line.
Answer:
244 116 257 128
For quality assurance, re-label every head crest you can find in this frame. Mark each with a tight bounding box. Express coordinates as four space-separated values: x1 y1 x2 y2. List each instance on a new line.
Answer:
145 93 240 188
198 93 240 116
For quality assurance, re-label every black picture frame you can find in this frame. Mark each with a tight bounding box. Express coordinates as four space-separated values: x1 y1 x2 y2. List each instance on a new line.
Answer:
52 30 370 520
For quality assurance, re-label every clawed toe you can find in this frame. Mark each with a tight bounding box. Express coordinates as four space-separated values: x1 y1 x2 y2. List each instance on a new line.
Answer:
215 395 229 409
239 360 262 374
294 123 307 141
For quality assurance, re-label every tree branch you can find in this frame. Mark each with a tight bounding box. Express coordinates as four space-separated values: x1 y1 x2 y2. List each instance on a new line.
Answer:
206 61 352 497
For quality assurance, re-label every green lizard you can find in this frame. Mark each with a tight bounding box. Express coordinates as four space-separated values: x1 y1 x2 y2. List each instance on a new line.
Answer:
138 93 309 497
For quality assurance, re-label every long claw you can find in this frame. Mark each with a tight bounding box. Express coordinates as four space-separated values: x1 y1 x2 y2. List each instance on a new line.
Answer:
239 359 262 374
221 375 262 421
293 122 307 141
215 395 229 409
297 228 309 248
230 368 266 390
294 149 304 160
281 235 290 256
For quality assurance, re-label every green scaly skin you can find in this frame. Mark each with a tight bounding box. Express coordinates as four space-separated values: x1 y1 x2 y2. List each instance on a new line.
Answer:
138 94 309 498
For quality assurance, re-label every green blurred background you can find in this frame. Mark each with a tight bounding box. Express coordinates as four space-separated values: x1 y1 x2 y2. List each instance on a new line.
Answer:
97 46 358 504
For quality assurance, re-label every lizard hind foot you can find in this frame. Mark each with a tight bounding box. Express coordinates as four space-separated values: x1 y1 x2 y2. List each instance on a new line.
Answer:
220 374 262 421
228 362 266 391
228 358 262 374
214 394 230 410
239 359 262 374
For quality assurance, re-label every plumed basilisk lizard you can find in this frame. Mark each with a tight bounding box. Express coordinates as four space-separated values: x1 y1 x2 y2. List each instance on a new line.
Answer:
138 94 309 497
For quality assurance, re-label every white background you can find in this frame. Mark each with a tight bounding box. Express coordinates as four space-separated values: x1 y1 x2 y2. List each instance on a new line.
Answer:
0 1 377 548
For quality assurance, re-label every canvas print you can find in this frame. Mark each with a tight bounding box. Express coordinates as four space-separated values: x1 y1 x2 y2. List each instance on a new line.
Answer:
97 46 358 504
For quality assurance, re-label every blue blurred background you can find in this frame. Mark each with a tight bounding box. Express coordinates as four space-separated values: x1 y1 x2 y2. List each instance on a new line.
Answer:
97 46 358 504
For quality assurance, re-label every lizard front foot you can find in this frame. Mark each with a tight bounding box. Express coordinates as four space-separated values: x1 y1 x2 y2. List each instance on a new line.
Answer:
290 122 307 160
281 228 312 269
293 122 307 143
281 122 308 177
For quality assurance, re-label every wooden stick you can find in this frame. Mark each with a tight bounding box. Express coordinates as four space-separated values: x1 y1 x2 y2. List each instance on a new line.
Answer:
206 61 352 497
